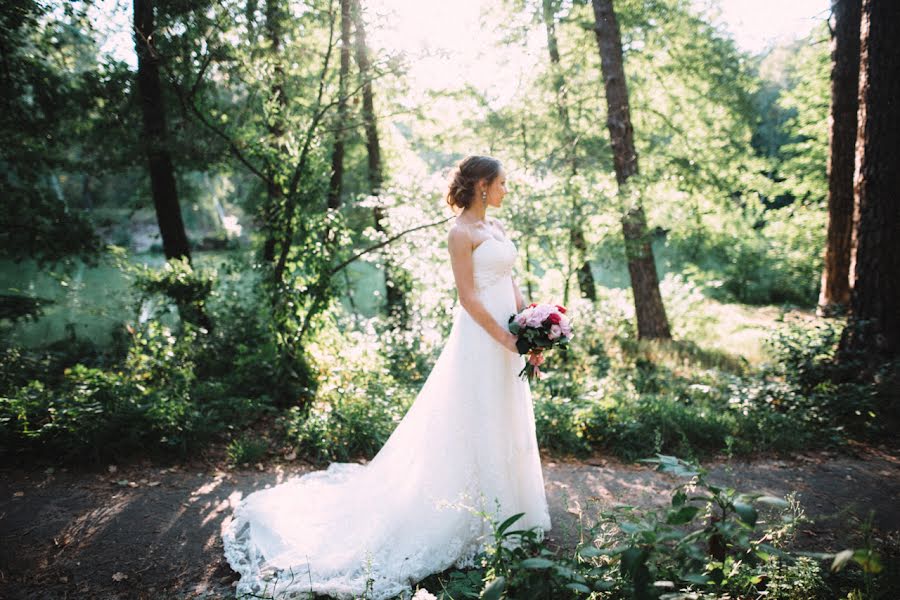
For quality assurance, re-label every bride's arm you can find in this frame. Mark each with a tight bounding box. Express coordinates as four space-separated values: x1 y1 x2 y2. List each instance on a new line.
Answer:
511 273 526 313
448 227 518 350
490 218 527 312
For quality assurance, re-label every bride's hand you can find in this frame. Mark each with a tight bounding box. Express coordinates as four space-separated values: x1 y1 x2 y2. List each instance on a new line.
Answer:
502 331 519 354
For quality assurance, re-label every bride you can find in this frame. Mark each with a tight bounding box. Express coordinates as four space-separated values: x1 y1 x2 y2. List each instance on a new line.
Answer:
222 155 552 599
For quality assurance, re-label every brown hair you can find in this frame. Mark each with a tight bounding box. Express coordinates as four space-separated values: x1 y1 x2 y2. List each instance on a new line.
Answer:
446 155 502 211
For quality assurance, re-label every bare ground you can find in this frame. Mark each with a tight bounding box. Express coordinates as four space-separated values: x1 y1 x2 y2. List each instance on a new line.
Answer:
1 445 898 599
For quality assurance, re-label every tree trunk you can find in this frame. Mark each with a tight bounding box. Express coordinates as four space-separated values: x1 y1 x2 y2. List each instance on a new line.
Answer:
134 0 212 332
542 0 596 302
351 0 410 326
262 0 287 263
818 0 862 317
839 0 900 360
591 0 670 339
134 0 191 263
328 0 351 210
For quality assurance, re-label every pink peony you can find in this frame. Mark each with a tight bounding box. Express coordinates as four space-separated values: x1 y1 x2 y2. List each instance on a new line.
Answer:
548 323 562 339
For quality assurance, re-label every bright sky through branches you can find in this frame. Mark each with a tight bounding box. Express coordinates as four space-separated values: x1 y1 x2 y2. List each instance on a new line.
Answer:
93 0 829 104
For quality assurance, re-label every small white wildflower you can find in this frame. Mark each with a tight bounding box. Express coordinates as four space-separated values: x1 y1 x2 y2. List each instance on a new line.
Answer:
411 588 437 600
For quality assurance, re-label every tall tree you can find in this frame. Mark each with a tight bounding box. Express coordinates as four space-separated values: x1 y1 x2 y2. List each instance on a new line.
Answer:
328 0 352 209
818 0 862 316
839 0 900 360
133 0 192 263
351 0 411 326
261 0 288 262
541 0 596 303
591 0 670 339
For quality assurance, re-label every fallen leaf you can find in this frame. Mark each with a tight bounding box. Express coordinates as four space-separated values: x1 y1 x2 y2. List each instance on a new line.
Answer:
147 481 161 487
108 465 118 474
112 572 128 582
13 491 24 497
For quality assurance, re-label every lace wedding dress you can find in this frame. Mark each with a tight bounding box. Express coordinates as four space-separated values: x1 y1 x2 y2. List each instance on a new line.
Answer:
222 235 551 599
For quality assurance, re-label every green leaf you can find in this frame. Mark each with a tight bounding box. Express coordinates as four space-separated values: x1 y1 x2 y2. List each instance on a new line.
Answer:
519 558 555 569
620 547 646 576
565 582 591 593
666 505 700 525
733 501 758 527
852 549 883 574
576 546 603 558
672 490 687 507
618 521 642 534
681 573 712 585
497 512 524 535
480 577 505 600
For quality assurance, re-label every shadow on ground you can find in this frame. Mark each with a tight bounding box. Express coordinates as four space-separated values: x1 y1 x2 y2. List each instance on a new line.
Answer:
1 447 898 599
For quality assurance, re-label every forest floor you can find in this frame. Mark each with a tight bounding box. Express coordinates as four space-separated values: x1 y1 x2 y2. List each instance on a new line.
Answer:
1 444 898 599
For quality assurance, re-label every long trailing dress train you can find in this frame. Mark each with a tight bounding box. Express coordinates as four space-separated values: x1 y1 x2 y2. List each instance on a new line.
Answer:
221 235 552 599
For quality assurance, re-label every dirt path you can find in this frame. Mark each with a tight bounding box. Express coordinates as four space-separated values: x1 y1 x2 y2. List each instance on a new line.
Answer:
1 447 898 599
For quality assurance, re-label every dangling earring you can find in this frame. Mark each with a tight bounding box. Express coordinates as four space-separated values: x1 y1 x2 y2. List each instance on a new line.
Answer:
481 190 487 208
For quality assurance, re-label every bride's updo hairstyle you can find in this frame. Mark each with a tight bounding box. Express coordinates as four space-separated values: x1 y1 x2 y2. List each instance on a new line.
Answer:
446 155 502 211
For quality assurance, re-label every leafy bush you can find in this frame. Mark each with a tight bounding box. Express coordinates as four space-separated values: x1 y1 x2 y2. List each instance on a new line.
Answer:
763 318 900 439
413 455 880 600
278 322 413 464
226 434 269 465
0 319 203 461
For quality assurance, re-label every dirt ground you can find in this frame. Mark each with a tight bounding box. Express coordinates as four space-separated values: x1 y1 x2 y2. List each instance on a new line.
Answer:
1 445 898 599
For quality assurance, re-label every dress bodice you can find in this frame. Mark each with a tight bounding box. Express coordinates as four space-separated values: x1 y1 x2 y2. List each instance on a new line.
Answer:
472 237 517 292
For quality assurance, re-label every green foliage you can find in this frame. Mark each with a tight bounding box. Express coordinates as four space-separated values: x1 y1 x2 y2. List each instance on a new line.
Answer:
586 455 821 598
415 455 852 600
226 434 269 466
0 320 198 461
0 1 106 266
666 199 826 307
277 320 413 464
764 318 900 440
769 24 831 205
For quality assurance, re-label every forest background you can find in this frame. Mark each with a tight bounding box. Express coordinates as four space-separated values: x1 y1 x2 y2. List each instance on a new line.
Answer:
1 0 898 597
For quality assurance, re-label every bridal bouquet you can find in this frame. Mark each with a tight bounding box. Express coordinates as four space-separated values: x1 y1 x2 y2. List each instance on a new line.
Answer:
507 303 573 381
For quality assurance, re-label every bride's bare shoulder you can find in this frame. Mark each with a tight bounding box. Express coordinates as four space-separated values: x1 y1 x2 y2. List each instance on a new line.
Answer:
447 223 473 255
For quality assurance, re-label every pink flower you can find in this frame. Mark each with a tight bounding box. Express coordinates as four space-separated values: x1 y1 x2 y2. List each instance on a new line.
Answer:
526 303 552 327
548 324 562 339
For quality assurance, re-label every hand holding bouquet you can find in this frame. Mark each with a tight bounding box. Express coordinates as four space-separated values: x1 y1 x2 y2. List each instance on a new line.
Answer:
507 303 573 381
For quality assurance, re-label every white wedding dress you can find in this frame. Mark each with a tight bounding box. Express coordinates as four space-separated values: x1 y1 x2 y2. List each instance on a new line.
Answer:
222 235 552 599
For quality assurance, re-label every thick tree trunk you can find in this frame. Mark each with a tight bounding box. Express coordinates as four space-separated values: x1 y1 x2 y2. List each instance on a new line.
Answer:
134 0 191 263
839 0 900 360
591 0 670 339
134 0 212 332
818 0 862 316
328 0 351 210
351 0 410 326
542 0 596 302
262 0 287 263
